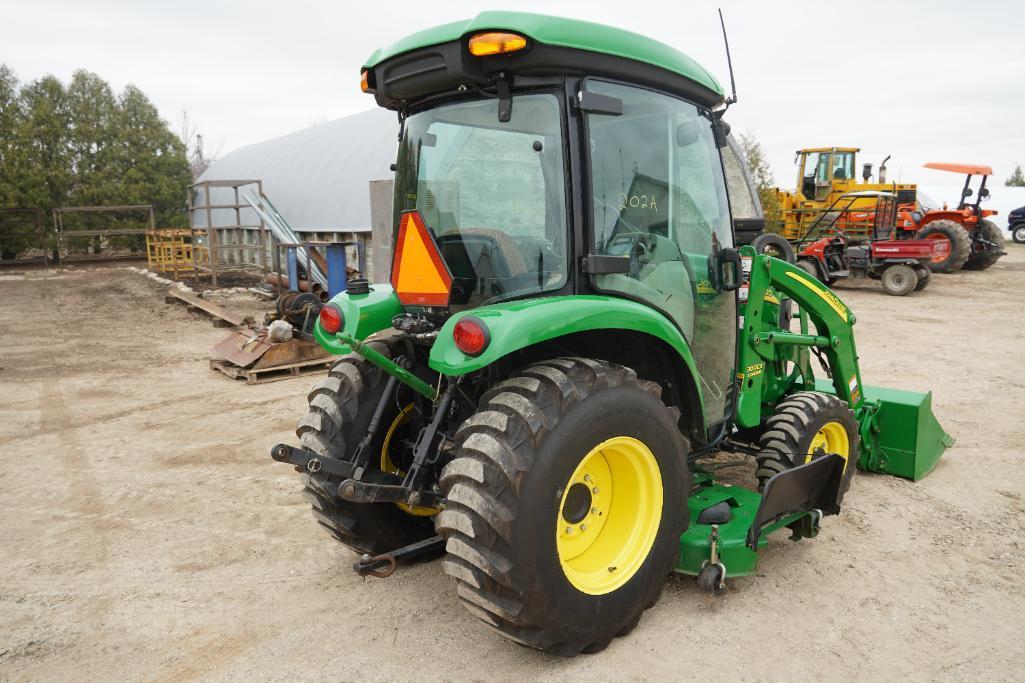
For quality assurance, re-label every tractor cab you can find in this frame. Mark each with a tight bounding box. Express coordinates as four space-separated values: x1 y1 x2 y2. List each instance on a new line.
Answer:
796 147 858 201
369 16 740 424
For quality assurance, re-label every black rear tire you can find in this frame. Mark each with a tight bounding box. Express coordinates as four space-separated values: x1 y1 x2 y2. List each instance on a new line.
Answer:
1012 223 1025 244
295 335 436 555
752 233 795 263
436 357 689 656
917 220 971 273
962 219 1004 270
880 264 918 296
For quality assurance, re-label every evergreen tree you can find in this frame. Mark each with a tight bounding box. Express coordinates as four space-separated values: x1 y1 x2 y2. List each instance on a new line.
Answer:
113 86 191 234
66 70 119 206
0 65 20 208
14 75 71 212
1006 164 1025 187
0 65 192 256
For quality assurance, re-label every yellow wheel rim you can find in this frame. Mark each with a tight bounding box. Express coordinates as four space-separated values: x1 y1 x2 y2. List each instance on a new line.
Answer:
556 436 663 596
805 421 851 471
381 403 439 517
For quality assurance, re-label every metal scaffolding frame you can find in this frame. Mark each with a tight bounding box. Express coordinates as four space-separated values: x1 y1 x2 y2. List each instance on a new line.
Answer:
188 179 268 287
52 205 156 269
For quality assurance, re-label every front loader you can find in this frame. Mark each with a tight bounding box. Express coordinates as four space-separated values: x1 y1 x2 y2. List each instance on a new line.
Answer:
270 12 953 656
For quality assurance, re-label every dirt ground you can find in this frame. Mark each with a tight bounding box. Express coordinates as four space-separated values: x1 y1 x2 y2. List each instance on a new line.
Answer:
2 247 1024 681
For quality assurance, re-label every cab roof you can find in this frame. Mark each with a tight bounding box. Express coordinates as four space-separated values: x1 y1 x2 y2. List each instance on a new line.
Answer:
797 147 860 154
363 11 723 97
923 162 993 176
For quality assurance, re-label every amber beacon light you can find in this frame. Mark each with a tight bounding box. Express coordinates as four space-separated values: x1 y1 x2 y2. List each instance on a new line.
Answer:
467 32 528 56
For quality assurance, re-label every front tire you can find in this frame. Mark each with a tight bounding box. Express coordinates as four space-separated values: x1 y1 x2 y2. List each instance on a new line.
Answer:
755 391 860 499
436 357 689 656
880 264 918 296
1013 223 1025 244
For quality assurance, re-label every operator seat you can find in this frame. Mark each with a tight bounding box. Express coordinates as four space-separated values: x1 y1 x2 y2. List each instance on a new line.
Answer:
440 228 528 276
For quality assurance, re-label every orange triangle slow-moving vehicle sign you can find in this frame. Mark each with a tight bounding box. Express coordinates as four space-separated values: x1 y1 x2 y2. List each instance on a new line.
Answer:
390 210 453 307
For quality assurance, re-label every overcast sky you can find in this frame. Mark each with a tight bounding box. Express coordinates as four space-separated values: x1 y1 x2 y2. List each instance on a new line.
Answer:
6 0 1025 194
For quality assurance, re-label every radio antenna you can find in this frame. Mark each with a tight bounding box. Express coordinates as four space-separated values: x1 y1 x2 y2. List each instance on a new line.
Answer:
718 9 737 106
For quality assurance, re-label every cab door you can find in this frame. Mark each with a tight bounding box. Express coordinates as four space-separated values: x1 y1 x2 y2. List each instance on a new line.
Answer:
585 80 737 428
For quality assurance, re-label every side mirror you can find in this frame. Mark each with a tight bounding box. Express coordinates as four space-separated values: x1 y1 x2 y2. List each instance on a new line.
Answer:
717 247 742 292
962 187 973 198
980 187 990 198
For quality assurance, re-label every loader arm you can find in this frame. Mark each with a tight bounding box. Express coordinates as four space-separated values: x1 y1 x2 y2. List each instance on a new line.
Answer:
736 246 952 480
736 246 864 429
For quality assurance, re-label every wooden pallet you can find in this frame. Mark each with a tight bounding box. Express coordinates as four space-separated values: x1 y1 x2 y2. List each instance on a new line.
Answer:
166 287 253 327
209 356 332 385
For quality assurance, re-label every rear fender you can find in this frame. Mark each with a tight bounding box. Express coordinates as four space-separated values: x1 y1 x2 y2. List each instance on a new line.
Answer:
917 211 972 228
429 294 705 403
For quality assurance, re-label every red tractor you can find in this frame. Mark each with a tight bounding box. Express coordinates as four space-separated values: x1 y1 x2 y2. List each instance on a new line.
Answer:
793 191 942 296
896 162 1006 273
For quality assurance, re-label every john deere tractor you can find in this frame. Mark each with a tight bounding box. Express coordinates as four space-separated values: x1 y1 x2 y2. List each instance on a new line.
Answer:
271 12 952 656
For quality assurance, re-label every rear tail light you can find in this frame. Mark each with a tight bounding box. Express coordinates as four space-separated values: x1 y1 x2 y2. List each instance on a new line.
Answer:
319 304 343 334
453 316 490 356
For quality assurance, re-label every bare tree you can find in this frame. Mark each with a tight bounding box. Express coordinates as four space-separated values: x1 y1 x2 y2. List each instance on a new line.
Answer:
178 110 220 179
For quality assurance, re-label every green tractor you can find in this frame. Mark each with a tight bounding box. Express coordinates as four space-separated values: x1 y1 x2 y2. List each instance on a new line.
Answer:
271 12 952 656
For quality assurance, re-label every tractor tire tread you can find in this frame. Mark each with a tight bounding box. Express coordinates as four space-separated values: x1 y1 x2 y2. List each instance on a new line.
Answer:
962 219 1004 270
880 264 918 296
294 335 435 555
917 220 971 273
754 390 859 491
437 356 678 656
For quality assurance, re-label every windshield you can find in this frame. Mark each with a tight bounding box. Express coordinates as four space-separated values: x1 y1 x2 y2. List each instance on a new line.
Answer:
393 94 568 308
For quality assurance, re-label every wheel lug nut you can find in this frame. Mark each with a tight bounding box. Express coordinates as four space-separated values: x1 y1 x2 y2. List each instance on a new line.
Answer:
580 523 588 531
592 487 599 494
565 526 573 534
591 507 600 515
584 474 592 482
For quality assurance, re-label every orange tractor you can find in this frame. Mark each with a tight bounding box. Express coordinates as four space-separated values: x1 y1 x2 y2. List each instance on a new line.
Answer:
775 150 1005 273
895 162 1005 272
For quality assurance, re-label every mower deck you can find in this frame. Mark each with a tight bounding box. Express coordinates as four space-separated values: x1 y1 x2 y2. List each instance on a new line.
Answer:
676 454 844 582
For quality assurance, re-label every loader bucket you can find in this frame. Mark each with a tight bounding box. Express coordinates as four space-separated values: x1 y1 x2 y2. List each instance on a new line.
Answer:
814 379 954 480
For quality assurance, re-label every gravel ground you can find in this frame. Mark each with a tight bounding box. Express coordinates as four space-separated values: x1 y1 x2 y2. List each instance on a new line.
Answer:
1 247 1023 680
